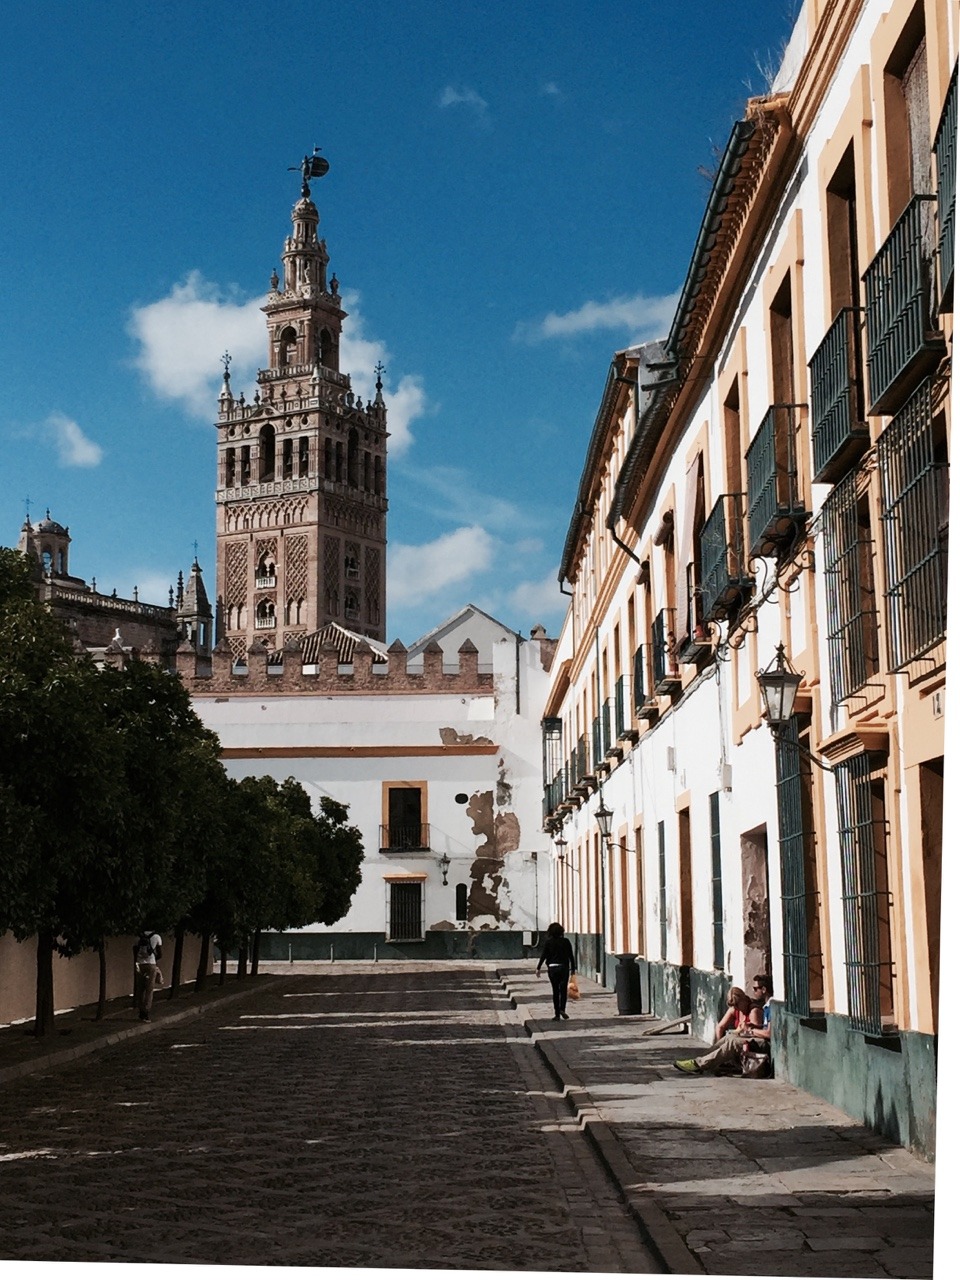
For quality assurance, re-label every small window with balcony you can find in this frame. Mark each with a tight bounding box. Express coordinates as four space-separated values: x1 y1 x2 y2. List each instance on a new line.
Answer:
381 784 428 852
224 447 236 488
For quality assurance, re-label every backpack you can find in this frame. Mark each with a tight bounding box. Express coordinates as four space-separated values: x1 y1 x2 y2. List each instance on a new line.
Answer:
135 932 154 963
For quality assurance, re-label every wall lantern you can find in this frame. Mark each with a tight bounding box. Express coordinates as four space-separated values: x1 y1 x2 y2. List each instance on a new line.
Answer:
437 852 451 886
595 799 614 844
554 834 567 865
756 643 803 728
756 643 834 772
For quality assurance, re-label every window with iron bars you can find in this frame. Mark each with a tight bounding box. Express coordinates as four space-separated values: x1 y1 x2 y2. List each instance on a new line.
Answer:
835 753 895 1036
820 471 880 704
709 792 723 972
774 718 824 1017
876 378 948 670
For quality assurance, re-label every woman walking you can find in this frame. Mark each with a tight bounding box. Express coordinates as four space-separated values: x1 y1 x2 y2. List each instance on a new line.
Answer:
536 922 577 1020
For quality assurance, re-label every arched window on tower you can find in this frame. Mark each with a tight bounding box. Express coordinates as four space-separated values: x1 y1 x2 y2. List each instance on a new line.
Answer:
255 599 276 630
319 328 335 369
42 550 52 575
259 425 276 482
240 446 251 486
363 451 372 491
324 437 334 480
282 438 293 480
335 440 344 483
298 436 310 477
347 428 359 487
57 550 65 574
374 456 384 496
344 590 360 622
256 553 276 588
225 447 236 487
279 326 298 367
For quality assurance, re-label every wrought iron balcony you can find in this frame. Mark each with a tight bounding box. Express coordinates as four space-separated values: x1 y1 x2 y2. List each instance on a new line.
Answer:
745 404 809 558
809 308 869 482
572 735 591 791
699 492 752 620
863 194 944 415
379 823 431 852
934 63 957 308
615 674 638 742
632 643 657 718
652 608 680 694
543 769 566 821
591 712 612 773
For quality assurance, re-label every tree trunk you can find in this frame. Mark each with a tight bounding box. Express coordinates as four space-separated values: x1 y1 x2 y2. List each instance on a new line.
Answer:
195 930 211 991
237 938 248 980
34 930 56 1037
95 937 107 1020
251 927 262 978
168 922 185 1000
219 943 227 985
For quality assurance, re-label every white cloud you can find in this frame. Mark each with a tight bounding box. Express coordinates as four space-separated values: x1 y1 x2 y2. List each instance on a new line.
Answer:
394 462 536 535
389 525 495 606
439 84 490 123
540 81 562 98
129 271 266 417
46 412 103 467
507 568 564 619
515 290 679 344
129 277 427 451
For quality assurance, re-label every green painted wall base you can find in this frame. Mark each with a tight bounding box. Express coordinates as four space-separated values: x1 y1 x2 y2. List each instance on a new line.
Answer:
773 1008 937 1162
258 929 541 963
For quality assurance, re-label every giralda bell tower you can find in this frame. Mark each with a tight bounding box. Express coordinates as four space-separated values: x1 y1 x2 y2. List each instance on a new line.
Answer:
215 150 388 660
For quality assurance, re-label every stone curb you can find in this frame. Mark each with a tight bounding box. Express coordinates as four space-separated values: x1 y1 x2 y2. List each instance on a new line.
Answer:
497 969 703 1277
0 978 281 1088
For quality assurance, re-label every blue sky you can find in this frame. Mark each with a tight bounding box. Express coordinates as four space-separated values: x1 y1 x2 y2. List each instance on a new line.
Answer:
1 0 800 644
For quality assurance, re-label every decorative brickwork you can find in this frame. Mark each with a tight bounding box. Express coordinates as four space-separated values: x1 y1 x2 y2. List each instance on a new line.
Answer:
365 546 381 626
324 534 341 614
225 542 247 606
285 535 308 598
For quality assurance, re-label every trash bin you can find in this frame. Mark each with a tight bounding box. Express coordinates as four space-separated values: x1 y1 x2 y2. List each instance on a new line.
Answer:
615 953 642 1015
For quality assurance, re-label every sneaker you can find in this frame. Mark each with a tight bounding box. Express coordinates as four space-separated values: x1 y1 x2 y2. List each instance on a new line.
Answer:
673 1059 701 1074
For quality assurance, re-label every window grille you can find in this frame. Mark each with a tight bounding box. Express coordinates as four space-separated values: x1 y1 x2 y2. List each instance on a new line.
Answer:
614 674 627 739
775 719 818 1016
699 493 751 620
652 609 678 693
632 644 651 711
820 471 878 703
876 378 948 669
387 882 424 942
834 754 894 1036
709 792 723 971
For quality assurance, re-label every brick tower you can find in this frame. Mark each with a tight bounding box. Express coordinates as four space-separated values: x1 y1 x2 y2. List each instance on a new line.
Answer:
215 151 388 660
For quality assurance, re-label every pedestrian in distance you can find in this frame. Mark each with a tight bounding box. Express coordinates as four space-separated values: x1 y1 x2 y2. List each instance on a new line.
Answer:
536 921 577 1021
133 929 163 1022
674 984 761 1075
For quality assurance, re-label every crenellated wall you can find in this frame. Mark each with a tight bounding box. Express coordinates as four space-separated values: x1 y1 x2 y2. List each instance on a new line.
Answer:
176 637 495 695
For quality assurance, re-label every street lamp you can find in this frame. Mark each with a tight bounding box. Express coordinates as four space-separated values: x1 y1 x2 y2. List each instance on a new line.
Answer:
595 799 613 843
554 833 567 864
437 852 451 886
756 643 835 772
756 643 803 727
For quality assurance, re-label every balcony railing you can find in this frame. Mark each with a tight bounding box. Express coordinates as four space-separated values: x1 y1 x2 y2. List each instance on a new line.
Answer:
809 307 869 483
699 492 752 620
379 823 430 852
632 643 657 717
255 574 277 589
254 614 276 630
863 194 944 414
934 63 957 308
746 404 809 558
615 674 635 741
652 608 679 694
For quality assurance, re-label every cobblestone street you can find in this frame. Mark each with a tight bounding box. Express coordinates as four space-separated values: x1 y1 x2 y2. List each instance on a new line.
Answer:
0 966 656 1270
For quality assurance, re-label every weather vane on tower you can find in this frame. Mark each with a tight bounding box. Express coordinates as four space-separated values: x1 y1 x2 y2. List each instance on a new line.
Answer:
289 146 330 198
